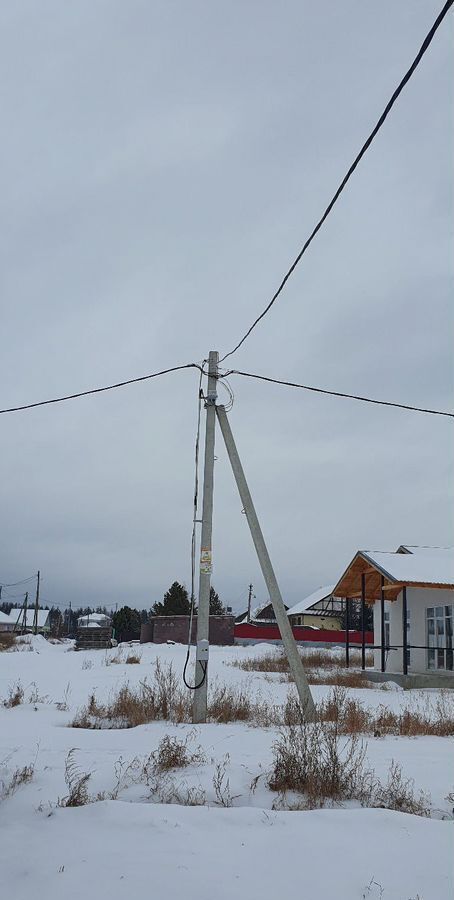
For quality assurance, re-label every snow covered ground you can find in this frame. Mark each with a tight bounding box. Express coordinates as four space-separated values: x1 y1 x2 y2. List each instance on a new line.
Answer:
0 637 453 900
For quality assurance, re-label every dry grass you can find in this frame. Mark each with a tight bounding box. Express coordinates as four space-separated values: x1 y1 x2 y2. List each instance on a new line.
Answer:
103 650 123 666
58 750 92 807
320 686 454 737
232 648 373 673
103 649 142 666
0 633 15 651
71 657 454 737
0 762 34 801
208 684 253 723
269 717 370 807
308 671 373 688
109 734 206 805
3 681 24 708
72 660 191 728
268 719 430 815
152 733 205 772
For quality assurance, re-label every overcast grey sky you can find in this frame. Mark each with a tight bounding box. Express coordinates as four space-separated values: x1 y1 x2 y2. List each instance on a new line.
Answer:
1 1 452 614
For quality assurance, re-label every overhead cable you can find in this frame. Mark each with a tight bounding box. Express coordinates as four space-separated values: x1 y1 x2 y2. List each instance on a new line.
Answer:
0 575 37 587
220 0 454 363
0 363 203 415
227 369 454 418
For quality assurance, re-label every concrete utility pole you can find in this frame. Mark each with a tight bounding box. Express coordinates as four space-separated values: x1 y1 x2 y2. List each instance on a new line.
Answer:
216 405 316 721
247 583 254 623
192 351 218 724
21 592 28 635
33 570 40 635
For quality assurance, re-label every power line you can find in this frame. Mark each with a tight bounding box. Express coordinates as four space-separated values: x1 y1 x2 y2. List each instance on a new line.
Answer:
0 575 37 587
0 363 202 415
220 0 453 363
227 369 454 418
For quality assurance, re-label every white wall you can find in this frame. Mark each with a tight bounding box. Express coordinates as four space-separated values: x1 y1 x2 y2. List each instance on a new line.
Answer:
373 587 454 675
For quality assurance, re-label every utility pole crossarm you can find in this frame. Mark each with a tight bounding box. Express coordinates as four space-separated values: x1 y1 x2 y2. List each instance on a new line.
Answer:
216 404 316 721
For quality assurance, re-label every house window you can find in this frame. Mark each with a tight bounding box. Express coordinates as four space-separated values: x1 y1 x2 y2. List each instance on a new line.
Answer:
426 606 453 670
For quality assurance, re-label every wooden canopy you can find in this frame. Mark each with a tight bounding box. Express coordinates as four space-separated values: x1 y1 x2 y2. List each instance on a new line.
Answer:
333 551 453 603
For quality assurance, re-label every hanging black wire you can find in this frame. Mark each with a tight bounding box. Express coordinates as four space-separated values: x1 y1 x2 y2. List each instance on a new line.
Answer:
183 366 208 690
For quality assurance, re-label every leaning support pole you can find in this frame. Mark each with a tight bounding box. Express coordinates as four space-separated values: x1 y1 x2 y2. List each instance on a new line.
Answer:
216 405 316 721
192 351 218 724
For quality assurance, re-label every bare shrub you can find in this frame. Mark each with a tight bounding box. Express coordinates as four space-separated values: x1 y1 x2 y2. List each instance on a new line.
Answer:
28 683 48 704
81 659 93 670
269 718 371 808
0 633 15 651
318 687 454 738
269 716 431 815
0 763 34 801
72 661 191 728
58 750 93 807
372 760 430 816
208 684 253 723
319 687 371 734
151 775 206 806
104 650 123 666
3 681 24 708
212 754 239 807
109 739 205 805
55 683 71 712
152 733 205 772
268 715 430 816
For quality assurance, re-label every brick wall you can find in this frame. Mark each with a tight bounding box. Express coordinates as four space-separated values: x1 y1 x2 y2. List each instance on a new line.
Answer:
141 615 235 646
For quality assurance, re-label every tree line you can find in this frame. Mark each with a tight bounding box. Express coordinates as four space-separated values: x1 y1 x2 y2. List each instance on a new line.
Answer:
0 580 226 639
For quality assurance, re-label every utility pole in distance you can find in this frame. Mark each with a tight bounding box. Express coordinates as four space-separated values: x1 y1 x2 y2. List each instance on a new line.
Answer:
247 583 253 623
21 592 28 635
33 570 40 635
192 351 218 724
216 404 316 721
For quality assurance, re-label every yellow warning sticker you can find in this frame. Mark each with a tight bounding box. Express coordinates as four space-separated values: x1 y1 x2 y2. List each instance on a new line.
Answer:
200 548 212 575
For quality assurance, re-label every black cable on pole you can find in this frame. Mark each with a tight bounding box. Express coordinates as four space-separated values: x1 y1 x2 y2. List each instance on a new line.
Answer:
220 0 453 363
227 369 454 418
183 366 209 691
0 363 203 415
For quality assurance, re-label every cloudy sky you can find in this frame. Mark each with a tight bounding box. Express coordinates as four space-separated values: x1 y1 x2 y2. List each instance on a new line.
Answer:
1 1 452 615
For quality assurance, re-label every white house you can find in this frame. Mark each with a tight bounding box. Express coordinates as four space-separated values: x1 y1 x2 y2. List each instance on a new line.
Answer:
0 611 15 633
9 607 51 634
333 545 454 676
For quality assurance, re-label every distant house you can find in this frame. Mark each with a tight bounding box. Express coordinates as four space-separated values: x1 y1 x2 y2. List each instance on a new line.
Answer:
235 602 289 626
286 585 345 631
77 613 111 628
9 607 51 634
0 611 15 633
237 591 345 630
334 544 454 675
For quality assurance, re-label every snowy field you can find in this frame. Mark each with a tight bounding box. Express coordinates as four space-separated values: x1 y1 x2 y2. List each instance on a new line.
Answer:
0 637 453 900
